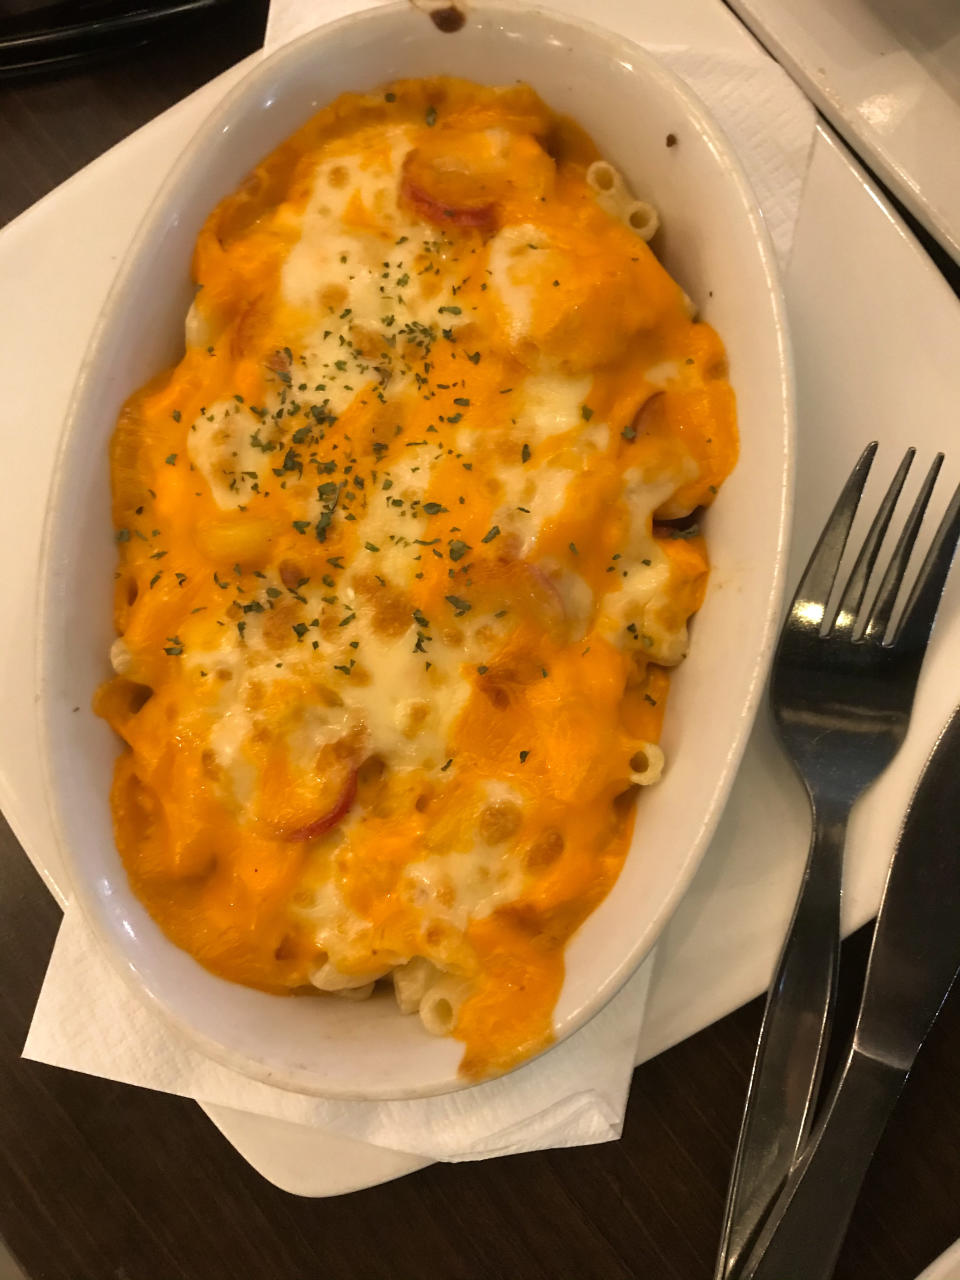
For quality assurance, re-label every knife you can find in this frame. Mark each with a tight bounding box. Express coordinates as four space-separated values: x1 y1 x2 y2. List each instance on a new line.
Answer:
741 701 960 1280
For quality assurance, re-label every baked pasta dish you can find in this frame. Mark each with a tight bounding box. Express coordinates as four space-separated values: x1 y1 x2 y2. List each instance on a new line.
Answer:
97 78 737 1078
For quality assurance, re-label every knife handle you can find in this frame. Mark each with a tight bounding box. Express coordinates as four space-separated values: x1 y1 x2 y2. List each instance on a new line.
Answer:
743 1048 906 1280
716 798 848 1279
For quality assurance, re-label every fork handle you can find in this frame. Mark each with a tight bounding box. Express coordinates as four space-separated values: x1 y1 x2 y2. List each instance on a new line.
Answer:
716 796 849 1280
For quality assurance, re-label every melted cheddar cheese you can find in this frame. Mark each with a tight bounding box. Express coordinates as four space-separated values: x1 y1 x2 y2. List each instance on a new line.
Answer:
97 78 737 1078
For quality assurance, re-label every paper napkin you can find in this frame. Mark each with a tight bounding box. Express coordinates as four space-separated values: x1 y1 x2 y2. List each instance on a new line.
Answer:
24 0 816 1162
25 909 652 1160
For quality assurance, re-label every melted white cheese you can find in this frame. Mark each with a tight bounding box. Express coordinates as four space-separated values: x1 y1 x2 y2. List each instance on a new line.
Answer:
401 839 527 931
176 130 705 948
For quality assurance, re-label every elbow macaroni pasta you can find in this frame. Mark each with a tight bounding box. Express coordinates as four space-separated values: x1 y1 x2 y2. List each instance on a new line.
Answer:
96 78 737 1077
629 742 665 787
585 160 660 241
313 943 463 1037
418 975 470 1038
392 956 439 1016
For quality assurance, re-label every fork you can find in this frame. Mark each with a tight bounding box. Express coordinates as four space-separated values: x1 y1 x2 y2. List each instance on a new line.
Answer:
715 442 960 1280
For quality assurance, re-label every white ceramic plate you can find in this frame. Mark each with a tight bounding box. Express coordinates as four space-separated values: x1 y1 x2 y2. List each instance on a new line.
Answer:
3 0 959 1206
34 2 792 1100
918 1237 960 1280
728 0 960 264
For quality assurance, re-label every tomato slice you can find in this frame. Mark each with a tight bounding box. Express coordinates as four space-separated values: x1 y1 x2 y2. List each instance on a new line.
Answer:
467 558 568 640
278 768 358 843
400 175 497 233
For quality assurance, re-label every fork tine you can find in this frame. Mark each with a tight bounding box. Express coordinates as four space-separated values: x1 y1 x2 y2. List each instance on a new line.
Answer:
830 449 915 637
789 443 877 631
888 479 960 656
862 453 944 643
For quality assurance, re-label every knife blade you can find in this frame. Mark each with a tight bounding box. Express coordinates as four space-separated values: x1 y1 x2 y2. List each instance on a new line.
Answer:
742 701 960 1280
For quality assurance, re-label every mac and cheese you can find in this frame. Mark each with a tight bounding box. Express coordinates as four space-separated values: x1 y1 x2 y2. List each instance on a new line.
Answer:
96 78 737 1077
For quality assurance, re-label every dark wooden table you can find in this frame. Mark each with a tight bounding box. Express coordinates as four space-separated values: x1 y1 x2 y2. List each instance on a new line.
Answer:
2 7 960 1278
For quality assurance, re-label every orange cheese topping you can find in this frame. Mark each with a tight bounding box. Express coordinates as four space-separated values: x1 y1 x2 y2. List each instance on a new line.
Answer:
97 78 737 1077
